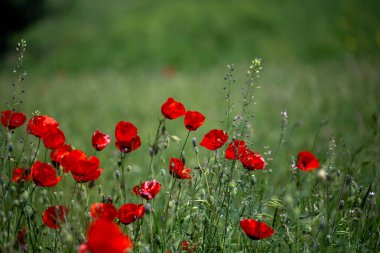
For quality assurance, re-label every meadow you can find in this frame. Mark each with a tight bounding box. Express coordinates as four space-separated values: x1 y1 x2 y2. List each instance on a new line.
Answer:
0 0 379 252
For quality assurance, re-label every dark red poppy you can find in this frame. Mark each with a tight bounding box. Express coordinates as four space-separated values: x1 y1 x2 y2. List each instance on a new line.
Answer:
41 125 65 150
115 135 141 153
30 161 61 187
118 203 145 225
181 241 198 252
161 97 186 119
184 111 205 131
169 158 191 179
12 168 32 183
50 144 72 167
132 180 161 200
90 203 118 222
92 130 111 151
17 228 27 251
225 140 246 160
240 218 274 240
239 149 266 170
65 150 103 183
115 121 138 142
42 205 69 229
1 110 26 129
296 151 320 171
82 219 133 253
200 129 229 150
27 115 59 138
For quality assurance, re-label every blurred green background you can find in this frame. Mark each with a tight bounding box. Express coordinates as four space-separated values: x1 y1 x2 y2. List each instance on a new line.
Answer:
1 0 379 180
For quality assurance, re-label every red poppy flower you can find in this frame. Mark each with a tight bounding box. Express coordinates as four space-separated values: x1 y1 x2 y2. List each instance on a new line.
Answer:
200 129 229 150
296 151 320 171
184 111 205 131
240 218 274 240
17 228 27 251
42 205 69 229
82 219 133 253
12 168 32 183
90 203 118 222
27 115 59 138
181 241 198 252
92 130 111 151
132 180 161 200
115 135 141 153
66 150 103 183
239 149 266 170
161 97 186 119
115 121 138 142
169 158 191 179
30 161 61 187
41 125 65 150
51 144 72 167
225 140 246 160
118 203 145 225
1 110 26 130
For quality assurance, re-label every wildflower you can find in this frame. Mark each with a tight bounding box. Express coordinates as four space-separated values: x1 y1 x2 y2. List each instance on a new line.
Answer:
296 151 320 171
80 219 133 253
200 129 229 150
118 203 145 225
17 228 27 251
31 161 61 187
132 180 161 200
12 168 32 183
42 205 69 229
64 150 103 183
239 149 266 170
184 111 205 131
169 158 191 179
181 241 198 252
1 110 26 129
92 130 111 151
41 125 65 150
27 115 59 138
115 135 141 153
225 140 246 160
115 121 141 153
50 144 72 167
161 97 186 119
240 218 274 240
90 203 118 222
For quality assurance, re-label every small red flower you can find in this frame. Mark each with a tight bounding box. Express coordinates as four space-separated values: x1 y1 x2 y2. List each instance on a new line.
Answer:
240 218 274 240
66 150 103 183
51 144 72 167
132 180 161 200
42 205 69 229
27 115 59 138
161 97 186 119
90 203 118 222
41 125 65 150
83 219 133 253
169 158 191 179
200 129 229 150
181 241 198 252
61 149 87 173
1 110 26 129
184 111 205 131
12 168 32 183
30 161 61 187
296 151 320 171
115 121 138 142
115 135 141 153
92 130 111 151
118 203 145 225
225 140 246 160
239 149 266 170
17 228 27 251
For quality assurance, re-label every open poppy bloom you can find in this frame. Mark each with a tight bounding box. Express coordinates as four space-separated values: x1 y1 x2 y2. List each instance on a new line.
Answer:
296 151 320 171
90 203 118 222
51 144 72 167
27 115 59 138
184 111 205 131
31 161 61 187
80 219 133 253
239 149 266 170
115 135 141 153
118 203 145 225
169 158 191 179
200 129 229 150
41 125 66 150
42 205 69 229
1 110 26 129
115 121 141 153
225 140 246 160
12 168 32 183
240 218 274 240
161 97 186 119
92 130 111 151
64 149 103 183
132 180 161 200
